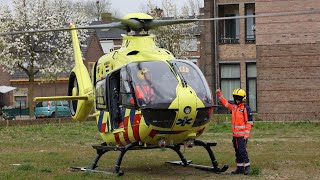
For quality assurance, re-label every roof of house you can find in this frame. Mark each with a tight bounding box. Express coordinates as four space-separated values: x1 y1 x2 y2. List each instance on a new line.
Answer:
81 21 126 57
91 21 126 40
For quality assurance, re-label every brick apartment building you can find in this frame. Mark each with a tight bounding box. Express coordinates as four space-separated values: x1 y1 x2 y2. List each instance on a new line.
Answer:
200 0 320 120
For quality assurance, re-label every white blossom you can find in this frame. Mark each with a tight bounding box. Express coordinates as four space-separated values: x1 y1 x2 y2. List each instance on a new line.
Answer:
0 0 91 79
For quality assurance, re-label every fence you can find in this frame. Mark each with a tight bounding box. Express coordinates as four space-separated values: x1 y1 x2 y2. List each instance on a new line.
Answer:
1 108 29 118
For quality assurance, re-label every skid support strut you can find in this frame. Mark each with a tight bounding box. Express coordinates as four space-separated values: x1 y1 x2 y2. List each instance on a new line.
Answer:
167 139 228 173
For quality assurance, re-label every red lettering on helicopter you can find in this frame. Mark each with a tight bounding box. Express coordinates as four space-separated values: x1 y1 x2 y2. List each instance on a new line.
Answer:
132 114 142 142
123 116 131 144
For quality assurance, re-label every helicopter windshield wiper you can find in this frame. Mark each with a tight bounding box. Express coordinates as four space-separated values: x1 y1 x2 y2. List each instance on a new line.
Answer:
168 61 188 88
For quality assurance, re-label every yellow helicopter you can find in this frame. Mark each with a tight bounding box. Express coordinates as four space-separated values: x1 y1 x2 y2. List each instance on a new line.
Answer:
2 9 319 175
1 12 228 175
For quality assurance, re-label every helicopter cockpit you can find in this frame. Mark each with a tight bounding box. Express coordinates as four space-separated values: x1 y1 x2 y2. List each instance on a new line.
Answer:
122 61 178 109
95 60 212 129
121 60 212 109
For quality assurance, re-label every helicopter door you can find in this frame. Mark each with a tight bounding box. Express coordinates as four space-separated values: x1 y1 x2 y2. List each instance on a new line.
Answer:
106 69 122 129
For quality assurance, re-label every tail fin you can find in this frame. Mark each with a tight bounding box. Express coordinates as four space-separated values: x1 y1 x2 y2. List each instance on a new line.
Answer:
67 24 94 121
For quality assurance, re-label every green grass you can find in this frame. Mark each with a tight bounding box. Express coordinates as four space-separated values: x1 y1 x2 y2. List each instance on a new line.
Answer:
0 116 320 179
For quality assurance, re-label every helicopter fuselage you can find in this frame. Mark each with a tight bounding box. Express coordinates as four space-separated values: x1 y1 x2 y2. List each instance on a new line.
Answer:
93 35 213 146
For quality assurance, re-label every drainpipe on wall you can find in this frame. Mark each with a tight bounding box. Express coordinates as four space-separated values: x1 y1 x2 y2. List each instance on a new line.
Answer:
213 0 219 105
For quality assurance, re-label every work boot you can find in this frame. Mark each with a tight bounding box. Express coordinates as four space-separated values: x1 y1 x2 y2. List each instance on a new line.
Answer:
243 166 250 175
231 169 242 174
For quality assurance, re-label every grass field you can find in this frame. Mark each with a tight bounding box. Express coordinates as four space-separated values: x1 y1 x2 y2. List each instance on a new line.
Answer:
1 116 320 180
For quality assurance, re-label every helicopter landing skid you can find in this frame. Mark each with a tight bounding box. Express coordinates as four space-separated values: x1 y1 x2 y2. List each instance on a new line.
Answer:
166 139 228 173
70 166 120 175
74 140 227 176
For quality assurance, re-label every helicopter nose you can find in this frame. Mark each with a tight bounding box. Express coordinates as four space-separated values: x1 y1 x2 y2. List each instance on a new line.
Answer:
171 86 197 130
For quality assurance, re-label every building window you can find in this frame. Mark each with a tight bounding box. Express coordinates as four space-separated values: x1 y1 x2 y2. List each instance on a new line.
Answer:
245 3 256 43
220 63 241 101
246 62 257 112
13 88 28 108
218 4 240 44
180 37 198 52
14 96 27 108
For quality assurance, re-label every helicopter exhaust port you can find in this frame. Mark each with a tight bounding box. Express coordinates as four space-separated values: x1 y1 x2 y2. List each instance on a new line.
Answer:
184 139 195 148
158 138 167 148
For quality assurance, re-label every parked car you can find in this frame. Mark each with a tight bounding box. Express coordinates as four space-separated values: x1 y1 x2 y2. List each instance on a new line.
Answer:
34 101 70 118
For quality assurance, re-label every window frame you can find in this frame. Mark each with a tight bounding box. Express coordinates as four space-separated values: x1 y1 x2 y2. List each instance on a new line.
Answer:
219 63 241 101
13 88 28 108
245 3 256 44
218 4 240 44
246 62 257 112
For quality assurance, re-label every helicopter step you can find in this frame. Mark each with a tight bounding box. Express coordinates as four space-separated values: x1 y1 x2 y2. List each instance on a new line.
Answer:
166 139 228 173
166 161 229 173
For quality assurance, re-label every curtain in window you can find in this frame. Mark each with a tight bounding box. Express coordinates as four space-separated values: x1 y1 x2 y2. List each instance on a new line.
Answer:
247 63 257 111
221 80 241 101
220 64 241 101
245 4 255 42
248 79 256 111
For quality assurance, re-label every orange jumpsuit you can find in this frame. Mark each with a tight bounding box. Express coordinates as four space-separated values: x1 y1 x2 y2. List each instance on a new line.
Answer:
217 91 253 173
130 85 155 105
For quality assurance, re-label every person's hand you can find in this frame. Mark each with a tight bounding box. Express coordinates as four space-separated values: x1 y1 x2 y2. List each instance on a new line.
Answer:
216 88 221 94
244 135 249 140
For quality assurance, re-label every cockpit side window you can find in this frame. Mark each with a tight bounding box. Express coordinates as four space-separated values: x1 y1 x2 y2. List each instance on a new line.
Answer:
95 78 108 110
120 67 135 108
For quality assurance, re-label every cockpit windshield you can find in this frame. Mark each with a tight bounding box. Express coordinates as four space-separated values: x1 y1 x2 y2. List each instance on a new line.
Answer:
169 59 213 107
120 60 212 109
122 61 178 109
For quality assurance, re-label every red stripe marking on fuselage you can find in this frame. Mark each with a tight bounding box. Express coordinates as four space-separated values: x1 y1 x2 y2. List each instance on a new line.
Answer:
148 129 157 138
196 127 205 137
100 123 106 133
123 116 131 144
132 114 142 142
114 133 123 146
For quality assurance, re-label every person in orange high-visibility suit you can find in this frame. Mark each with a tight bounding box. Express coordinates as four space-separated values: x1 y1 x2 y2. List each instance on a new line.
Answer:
130 68 155 106
216 88 253 175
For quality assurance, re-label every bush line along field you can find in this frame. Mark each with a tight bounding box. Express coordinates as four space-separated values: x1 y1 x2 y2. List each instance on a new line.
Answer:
0 115 319 179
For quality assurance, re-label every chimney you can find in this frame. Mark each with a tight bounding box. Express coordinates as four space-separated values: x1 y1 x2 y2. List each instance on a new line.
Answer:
101 13 112 23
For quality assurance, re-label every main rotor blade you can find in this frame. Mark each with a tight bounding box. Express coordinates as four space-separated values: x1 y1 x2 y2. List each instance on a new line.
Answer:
0 22 125 36
144 19 197 30
144 9 320 30
194 9 320 21
112 17 144 31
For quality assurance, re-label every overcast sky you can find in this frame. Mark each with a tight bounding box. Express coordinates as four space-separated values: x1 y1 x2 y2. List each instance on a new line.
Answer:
2 0 203 16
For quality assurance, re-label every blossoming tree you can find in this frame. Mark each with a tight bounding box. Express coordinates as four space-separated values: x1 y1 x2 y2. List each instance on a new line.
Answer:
0 0 90 117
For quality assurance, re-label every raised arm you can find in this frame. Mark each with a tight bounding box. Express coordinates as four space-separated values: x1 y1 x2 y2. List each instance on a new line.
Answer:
216 88 233 111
